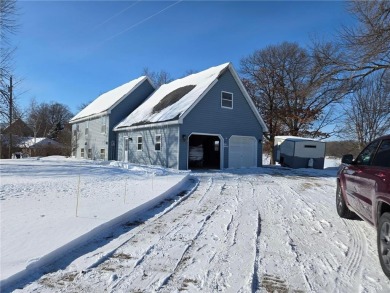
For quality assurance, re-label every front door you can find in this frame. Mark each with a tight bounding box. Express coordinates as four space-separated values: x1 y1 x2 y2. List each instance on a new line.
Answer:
343 139 380 223
124 137 129 162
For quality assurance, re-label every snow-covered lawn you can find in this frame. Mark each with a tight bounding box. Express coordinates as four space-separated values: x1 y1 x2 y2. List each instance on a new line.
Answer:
2 157 390 292
0 157 192 291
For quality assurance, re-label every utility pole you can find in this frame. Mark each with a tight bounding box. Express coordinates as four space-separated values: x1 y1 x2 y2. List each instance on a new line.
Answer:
8 76 13 158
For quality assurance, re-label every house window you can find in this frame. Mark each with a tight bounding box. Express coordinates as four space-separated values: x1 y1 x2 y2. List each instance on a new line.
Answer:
304 145 316 148
85 121 89 135
81 148 85 158
100 149 105 160
155 135 161 151
101 116 106 134
221 91 233 109
73 124 79 136
137 136 143 151
88 148 92 159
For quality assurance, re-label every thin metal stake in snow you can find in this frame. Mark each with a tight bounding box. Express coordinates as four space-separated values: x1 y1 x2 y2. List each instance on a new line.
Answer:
124 177 127 204
76 174 81 217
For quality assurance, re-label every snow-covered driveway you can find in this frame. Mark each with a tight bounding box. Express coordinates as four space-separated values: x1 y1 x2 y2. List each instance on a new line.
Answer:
18 166 390 292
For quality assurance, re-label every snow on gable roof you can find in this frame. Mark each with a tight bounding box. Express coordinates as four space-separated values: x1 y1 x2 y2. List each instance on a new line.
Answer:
275 136 324 143
70 76 150 123
17 137 62 148
114 63 230 130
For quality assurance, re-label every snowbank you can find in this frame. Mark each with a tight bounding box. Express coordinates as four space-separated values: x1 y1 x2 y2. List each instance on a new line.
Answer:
0 157 193 291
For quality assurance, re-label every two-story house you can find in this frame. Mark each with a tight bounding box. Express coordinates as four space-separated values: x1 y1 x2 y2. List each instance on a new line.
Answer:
69 76 154 160
114 63 268 170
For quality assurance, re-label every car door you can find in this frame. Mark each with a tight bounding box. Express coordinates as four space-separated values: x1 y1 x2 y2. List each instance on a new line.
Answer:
342 139 381 223
370 139 390 222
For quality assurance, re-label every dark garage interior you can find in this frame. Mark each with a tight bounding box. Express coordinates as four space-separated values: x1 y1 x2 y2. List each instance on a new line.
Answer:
188 134 220 169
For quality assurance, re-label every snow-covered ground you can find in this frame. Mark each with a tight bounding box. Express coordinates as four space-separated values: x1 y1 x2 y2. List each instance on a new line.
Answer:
2 157 390 292
0 157 192 292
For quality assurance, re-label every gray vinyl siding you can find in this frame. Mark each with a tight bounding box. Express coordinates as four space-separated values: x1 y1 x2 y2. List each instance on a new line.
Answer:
71 79 155 161
108 80 155 160
72 116 109 160
179 69 263 169
117 125 179 168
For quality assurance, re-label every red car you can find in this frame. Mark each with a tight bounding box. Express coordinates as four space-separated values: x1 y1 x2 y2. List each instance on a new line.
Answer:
336 135 390 277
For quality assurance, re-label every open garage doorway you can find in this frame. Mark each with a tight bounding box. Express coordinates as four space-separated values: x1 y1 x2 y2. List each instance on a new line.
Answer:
188 134 221 169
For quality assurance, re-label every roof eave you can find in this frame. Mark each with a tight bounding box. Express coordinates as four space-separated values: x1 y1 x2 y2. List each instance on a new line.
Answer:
70 76 154 124
69 111 109 124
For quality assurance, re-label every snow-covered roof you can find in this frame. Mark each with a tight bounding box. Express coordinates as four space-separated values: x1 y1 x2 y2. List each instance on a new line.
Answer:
17 137 63 148
114 63 268 132
70 76 151 123
275 136 324 143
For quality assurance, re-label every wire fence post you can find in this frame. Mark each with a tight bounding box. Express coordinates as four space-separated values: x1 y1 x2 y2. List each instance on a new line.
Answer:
151 172 154 191
76 174 81 217
124 177 127 204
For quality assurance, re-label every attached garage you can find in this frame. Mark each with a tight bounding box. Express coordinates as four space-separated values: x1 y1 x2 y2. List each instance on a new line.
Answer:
114 63 269 170
229 135 257 168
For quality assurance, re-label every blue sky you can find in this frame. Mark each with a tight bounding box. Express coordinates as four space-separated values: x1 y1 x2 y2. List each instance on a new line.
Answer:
12 1 355 115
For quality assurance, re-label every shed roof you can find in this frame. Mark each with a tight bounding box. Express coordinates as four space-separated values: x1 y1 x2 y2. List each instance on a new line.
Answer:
275 136 324 143
114 63 268 132
70 76 151 123
16 137 63 148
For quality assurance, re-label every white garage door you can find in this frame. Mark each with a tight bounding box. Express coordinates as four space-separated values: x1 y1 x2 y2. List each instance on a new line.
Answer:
229 135 257 168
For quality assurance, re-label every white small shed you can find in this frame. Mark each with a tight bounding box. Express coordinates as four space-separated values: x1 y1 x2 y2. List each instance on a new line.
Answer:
274 136 326 169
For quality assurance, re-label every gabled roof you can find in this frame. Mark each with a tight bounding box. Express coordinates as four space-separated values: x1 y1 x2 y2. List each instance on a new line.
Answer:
17 137 63 149
275 136 324 143
114 63 268 132
2 118 33 137
70 76 153 123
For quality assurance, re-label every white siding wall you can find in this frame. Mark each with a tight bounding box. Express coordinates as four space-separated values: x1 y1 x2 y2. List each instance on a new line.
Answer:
294 141 325 158
71 116 109 160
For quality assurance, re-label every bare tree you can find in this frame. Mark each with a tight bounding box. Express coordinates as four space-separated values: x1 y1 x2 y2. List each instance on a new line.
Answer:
241 42 348 162
142 67 173 88
315 0 389 81
342 0 390 78
339 74 390 148
26 100 73 138
0 0 18 124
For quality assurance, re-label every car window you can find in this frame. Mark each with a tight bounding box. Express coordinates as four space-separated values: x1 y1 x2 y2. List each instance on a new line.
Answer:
372 139 390 168
355 140 380 166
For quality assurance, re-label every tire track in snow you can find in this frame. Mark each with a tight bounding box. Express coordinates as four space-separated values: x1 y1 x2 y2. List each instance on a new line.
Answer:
106 178 219 290
158 175 258 292
109 175 227 292
158 175 242 292
251 175 312 292
335 219 365 290
251 211 262 292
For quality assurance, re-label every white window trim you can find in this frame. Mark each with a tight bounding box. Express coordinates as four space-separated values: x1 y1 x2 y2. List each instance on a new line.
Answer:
137 136 143 151
100 148 105 160
85 121 89 135
221 91 233 109
155 134 162 152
